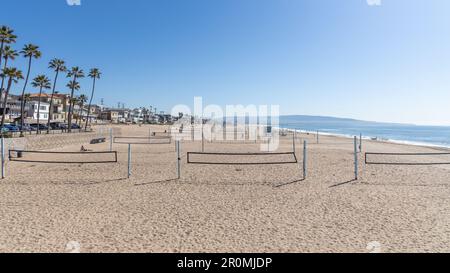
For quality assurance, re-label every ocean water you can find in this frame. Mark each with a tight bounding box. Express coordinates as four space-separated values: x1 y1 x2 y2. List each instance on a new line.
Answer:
279 115 450 148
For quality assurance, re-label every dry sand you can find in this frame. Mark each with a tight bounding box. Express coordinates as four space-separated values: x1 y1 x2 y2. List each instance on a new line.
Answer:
0 125 449 253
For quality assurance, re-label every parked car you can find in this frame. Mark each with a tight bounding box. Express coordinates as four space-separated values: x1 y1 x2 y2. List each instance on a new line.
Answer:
71 124 81 130
4 124 20 132
30 124 49 131
49 122 66 130
18 124 34 132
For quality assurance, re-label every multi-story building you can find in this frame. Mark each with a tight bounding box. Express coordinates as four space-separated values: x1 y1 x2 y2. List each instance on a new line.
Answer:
118 109 131 123
0 94 31 122
52 94 70 122
99 108 130 123
159 114 173 124
28 93 70 122
130 108 145 124
79 104 102 125
100 110 119 123
130 107 156 123
73 104 88 123
27 101 50 121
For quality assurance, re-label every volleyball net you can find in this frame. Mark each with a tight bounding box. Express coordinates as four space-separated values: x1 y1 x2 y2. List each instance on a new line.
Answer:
365 152 450 165
113 136 172 145
187 152 298 165
8 150 118 164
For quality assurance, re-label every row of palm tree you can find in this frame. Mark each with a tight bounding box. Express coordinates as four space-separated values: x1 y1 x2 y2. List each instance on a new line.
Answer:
0 25 101 136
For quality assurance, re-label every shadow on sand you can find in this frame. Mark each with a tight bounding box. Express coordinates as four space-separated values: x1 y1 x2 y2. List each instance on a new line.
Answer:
274 178 306 188
329 179 358 188
59 177 129 186
134 178 179 186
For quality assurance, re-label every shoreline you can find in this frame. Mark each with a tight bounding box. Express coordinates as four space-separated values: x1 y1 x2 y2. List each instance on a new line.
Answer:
280 127 450 151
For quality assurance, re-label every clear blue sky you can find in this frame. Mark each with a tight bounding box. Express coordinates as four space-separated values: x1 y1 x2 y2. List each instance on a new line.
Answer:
3 0 450 125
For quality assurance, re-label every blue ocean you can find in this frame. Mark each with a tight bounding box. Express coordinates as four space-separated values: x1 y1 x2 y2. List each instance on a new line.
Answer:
279 115 450 148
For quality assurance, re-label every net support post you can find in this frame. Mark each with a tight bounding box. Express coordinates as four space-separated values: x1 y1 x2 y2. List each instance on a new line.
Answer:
317 131 319 144
303 140 307 179
176 141 181 179
1 137 5 179
110 128 113 152
354 136 359 180
127 143 131 178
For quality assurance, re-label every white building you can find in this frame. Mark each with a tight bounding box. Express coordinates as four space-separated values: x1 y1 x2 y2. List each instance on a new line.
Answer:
28 101 50 121
130 108 145 123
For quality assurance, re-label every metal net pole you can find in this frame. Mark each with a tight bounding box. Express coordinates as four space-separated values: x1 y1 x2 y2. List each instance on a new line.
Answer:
1 137 5 179
303 140 307 179
128 143 132 178
176 141 181 179
354 136 359 180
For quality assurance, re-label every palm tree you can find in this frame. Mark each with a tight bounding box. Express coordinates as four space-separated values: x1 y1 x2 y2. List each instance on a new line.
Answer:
66 67 84 132
31 75 51 135
23 93 31 103
0 26 17 69
85 68 101 131
47 59 67 133
19 44 41 137
70 96 79 127
0 46 18 107
77 94 88 127
0 67 23 133
22 94 31 130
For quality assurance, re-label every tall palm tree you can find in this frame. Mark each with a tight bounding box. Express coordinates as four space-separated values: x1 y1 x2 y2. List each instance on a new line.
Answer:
0 67 23 133
19 44 41 137
85 68 101 131
31 75 51 135
0 26 17 69
77 94 88 127
22 93 31 130
0 46 18 105
47 59 67 133
66 67 84 132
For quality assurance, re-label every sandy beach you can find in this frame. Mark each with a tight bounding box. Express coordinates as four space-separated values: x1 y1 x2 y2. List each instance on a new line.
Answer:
0 124 449 253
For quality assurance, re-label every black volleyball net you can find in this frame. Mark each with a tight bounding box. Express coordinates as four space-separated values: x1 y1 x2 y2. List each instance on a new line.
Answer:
187 152 298 165
8 150 118 164
365 152 450 165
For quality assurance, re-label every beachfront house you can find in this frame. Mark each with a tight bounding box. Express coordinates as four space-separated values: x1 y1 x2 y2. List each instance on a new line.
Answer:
51 94 70 122
29 93 70 122
130 108 145 124
0 94 31 122
83 105 102 124
160 114 173 124
100 110 119 123
131 107 159 124
73 104 88 122
99 108 130 123
148 114 159 124
116 108 131 123
27 101 50 121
